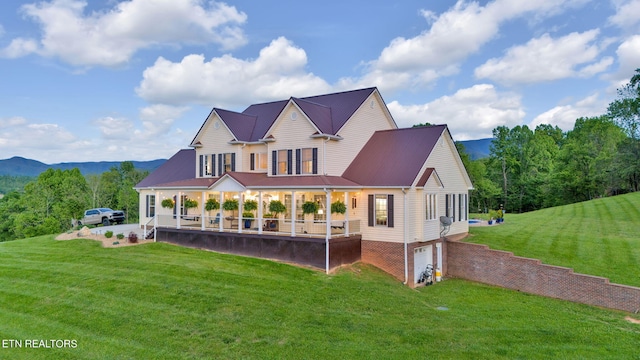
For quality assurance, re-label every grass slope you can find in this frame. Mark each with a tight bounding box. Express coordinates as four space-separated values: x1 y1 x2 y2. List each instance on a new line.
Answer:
1 236 639 359
468 192 640 287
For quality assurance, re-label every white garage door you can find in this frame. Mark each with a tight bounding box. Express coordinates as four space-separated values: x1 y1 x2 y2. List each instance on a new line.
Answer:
414 245 433 284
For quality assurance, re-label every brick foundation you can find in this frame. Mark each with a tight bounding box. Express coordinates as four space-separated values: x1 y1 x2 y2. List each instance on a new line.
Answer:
447 240 640 313
361 239 447 288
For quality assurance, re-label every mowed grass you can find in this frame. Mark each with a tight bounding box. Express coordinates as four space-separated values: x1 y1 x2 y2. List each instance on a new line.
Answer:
468 192 640 287
1 236 640 359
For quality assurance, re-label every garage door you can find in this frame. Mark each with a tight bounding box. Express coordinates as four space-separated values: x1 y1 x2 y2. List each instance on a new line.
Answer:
414 245 433 284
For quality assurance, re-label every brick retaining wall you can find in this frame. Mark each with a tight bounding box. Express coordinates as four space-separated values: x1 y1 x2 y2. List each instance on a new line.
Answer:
447 240 640 313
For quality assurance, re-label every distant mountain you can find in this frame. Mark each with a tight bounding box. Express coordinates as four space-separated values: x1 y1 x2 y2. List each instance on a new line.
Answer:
0 156 166 177
457 138 492 160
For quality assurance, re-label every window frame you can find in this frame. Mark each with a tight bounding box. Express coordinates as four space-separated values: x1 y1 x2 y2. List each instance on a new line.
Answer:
425 193 437 221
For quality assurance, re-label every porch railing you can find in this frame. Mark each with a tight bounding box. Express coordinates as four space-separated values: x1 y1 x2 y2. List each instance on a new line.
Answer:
155 214 361 238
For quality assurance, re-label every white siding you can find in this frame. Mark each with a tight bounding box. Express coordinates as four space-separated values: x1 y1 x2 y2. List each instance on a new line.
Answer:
325 93 396 176
360 188 405 244
195 113 241 175
267 104 324 176
421 133 470 237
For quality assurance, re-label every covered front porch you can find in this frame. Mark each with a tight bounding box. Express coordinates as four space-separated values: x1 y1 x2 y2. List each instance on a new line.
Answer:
148 186 362 240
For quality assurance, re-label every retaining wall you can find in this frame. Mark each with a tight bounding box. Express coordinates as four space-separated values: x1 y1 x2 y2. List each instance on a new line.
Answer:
447 240 640 312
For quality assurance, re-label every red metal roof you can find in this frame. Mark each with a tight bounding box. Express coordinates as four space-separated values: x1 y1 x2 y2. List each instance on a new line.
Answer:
342 125 447 187
135 149 196 188
221 172 362 188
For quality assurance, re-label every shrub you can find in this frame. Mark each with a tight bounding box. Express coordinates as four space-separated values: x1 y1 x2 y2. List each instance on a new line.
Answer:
105 230 113 238
243 199 258 213
116 233 124 240
242 211 255 219
222 199 239 212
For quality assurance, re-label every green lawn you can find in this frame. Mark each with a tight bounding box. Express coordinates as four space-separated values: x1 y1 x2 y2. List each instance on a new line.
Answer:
1 235 639 359
467 192 640 287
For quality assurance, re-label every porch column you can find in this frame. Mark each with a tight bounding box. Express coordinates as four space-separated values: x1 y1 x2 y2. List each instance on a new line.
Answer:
325 189 332 274
201 191 206 231
291 190 296 236
219 192 224 232
176 192 182 229
344 191 349 235
154 190 159 242
258 191 263 235
238 191 243 234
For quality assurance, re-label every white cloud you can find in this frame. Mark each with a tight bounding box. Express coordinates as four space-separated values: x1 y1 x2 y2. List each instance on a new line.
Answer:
608 0 640 30
475 30 611 85
0 0 247 66
387 84 525 140
136 37 331 108
139 104 189 138
0 114 191 163
339 0 591 92
606 35 640 89
530 93 607 131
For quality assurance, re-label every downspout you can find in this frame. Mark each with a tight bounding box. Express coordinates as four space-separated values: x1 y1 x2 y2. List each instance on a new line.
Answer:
402 188 408 285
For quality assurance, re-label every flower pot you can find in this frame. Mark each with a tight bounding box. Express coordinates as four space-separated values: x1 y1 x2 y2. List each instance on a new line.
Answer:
244 219 253 229
488 220 493 225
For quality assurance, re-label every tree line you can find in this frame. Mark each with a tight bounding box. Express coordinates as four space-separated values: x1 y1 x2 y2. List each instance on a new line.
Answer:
0 162 148 241
462 69 640 214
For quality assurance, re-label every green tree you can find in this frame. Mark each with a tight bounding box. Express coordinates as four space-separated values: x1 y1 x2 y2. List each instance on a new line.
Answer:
556 116 625 202
607 68 640 192
13 168 89 238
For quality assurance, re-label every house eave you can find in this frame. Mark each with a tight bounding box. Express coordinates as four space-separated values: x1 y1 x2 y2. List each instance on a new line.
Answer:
310 133 343 141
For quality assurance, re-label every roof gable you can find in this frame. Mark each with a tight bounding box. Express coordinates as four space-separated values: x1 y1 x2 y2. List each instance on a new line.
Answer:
342 125 447 187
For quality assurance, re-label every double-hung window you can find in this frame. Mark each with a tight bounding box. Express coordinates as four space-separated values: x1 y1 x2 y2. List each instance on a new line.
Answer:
425 193 437 221
272 149 292 175
146 195 155 218
367 194 394 228
250 152 268 171
296 148 318 174
217 153 235 174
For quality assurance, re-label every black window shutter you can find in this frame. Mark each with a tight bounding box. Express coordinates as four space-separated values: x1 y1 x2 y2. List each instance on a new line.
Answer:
218 154 223 175
295 149 301 174
231 153 236 172
199 155 203 177
458 194 462 221
387 194 394 228
287 149 293 175
250 153 255 171
312 148 318 174
452 194 456 222
445 194 450 217
145 195 150 218
272 150 277 175
368 194 374 227
211 154 216 176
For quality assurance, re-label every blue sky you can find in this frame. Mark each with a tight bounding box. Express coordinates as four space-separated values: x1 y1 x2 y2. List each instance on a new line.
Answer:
1 0 639 163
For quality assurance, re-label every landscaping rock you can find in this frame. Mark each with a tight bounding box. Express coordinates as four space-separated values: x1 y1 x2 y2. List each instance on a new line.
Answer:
77 226 92 237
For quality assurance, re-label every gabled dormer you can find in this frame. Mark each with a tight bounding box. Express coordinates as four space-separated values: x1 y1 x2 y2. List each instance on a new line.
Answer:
188 87 397 179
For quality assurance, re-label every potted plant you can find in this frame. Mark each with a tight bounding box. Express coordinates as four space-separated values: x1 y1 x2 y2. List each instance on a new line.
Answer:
205 198 220 212
242 211 254 228
488 209 497 225
268 200 286 218
266 200 286 231
331 200 346 215
301 201 319 215
222 199 239 216
161 198 175 209
183 198 198 209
